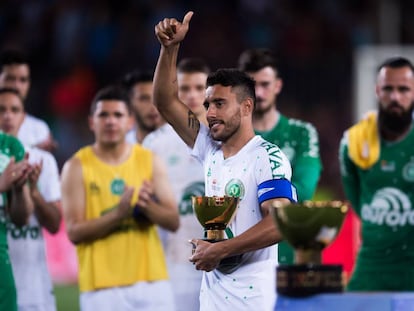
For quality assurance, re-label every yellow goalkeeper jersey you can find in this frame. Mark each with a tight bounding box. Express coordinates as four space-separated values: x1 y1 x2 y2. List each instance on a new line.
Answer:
75 145 168 292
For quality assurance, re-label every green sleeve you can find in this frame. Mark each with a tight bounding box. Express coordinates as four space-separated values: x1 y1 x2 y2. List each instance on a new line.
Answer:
291 122 322 201
292 157 322 201
339 134 361 214
10 136 25 162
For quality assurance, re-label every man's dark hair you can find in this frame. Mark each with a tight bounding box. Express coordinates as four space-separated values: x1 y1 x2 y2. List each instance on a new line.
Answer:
207 68 256 106
0 49 29 72
0 87 24 103
377 57 414 73
90 84 130 115
121 70 153 97
177 58 210 74
238 48 280 78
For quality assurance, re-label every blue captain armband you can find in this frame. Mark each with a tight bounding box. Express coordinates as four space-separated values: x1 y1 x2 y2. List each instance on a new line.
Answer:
257 179 298 204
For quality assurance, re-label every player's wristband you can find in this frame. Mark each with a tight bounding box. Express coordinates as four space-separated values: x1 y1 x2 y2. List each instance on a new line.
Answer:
258 178 298 204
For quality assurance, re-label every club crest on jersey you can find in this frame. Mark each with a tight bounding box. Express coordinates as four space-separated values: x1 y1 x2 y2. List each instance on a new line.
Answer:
402 162 414 182
110 178 125 195
225 178 245 199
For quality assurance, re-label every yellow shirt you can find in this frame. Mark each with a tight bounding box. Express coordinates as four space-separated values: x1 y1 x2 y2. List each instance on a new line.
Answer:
75 145 168 292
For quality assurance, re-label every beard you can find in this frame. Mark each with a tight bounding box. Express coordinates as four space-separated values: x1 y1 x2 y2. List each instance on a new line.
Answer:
209 110 241 142
253 98 274 116
134 112 158 133
378 101 414 136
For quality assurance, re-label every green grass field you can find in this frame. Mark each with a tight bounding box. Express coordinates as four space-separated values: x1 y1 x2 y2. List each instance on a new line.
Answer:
54 284 80 311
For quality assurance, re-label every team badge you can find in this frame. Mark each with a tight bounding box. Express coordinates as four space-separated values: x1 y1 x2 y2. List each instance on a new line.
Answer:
225 178 245 199
402 162 414 182
110 178 125 195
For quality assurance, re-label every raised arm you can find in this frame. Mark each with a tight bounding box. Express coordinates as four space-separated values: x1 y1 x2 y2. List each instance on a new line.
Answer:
153 11 200 148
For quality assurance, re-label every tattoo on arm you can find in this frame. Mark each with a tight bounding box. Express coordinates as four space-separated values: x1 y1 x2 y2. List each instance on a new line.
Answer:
188 110 200 132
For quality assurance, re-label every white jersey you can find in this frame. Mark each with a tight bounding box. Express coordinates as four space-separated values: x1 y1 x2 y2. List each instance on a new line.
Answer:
192 125 292 311
125 128 137 144
17 114 51 148
143 123 204 311
7 146 61 310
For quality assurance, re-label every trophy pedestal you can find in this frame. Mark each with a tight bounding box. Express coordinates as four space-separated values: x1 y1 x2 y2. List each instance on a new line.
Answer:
206 239 243 274
191 228 243 274
271 201 348 297
276 264 343 297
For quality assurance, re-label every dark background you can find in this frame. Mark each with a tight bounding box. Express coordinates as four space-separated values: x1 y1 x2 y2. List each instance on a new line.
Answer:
1 0 412 198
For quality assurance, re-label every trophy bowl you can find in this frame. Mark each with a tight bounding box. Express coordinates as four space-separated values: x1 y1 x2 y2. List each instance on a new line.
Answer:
191 196 242 273
271 200 348 297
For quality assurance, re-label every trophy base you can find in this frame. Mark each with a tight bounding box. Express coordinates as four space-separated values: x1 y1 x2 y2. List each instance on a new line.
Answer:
192 239 243 274
209 239 243 274
276 264 343 297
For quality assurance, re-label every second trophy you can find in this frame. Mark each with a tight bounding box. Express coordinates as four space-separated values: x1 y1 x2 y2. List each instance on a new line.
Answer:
271 200 348 297
191 196 242 273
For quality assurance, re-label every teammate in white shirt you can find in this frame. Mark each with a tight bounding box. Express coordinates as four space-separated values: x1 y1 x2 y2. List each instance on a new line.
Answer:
143 58 209 311
121 71 163 144
0 49 57 151
0 87 61 311
153 12 297 311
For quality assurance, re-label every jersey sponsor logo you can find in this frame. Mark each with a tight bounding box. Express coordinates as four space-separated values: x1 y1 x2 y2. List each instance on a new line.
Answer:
261 141 286 179
179 181 205 215
402 162 414 182
211 178 220 192
361 187 413 226
7 223 41 240
89 182 100 194
225 178 245 199
110 178 125 195
380 160 395 172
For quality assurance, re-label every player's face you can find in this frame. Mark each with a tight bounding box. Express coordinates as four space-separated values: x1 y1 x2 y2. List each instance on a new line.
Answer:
205 85 242 142
0 64 30 100
178 72 207 117
89 100 133 146
247 66 281 114
376 66 414 115
130 82 162 132
0 92 25 136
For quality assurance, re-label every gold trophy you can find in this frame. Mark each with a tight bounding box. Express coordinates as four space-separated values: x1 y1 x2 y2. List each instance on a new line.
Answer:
191 196 242 273
271 200 348 297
